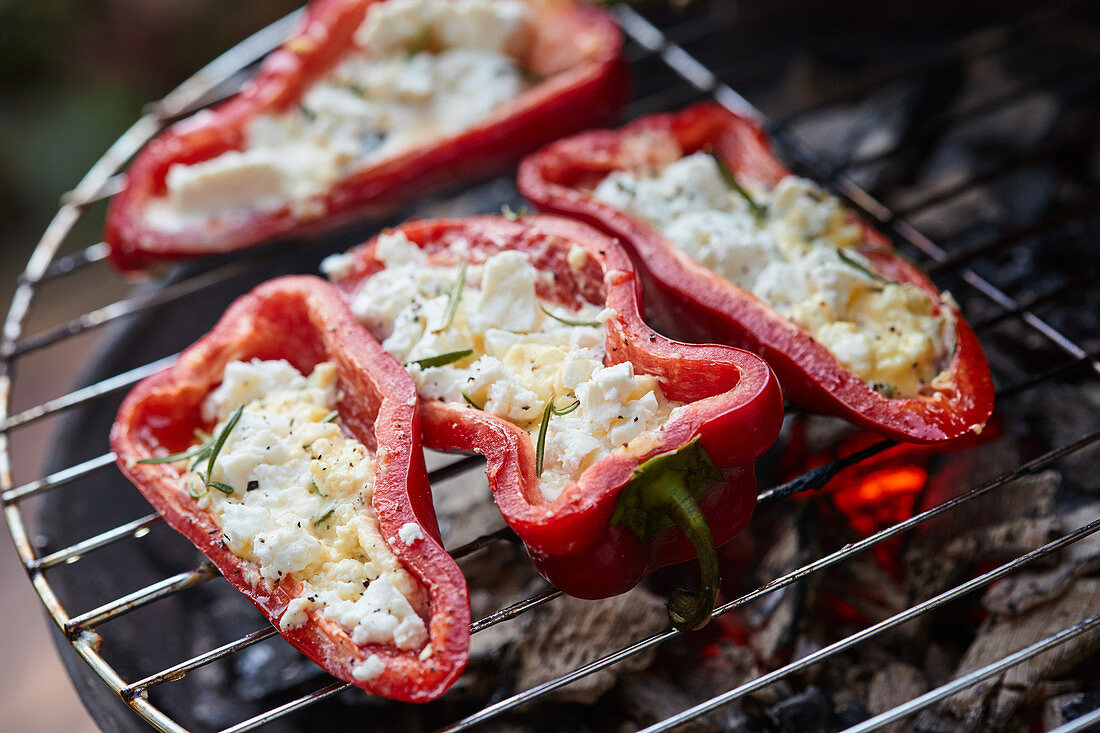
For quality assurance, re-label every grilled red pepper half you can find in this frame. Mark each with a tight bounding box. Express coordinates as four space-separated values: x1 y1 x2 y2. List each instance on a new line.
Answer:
330 215 783 629
111 276 468 702
104 0 627 273
518 102 995 444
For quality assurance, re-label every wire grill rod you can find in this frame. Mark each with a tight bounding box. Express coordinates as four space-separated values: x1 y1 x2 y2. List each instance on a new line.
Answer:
1 3 1098 733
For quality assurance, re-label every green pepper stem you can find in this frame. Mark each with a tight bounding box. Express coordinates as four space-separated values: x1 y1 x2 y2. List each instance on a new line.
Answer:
640 471 720 631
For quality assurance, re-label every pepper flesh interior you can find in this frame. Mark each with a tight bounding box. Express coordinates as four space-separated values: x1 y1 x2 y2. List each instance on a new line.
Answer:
184 358 430 681
327 232 684 501
593 153 957 398
145 0 534 232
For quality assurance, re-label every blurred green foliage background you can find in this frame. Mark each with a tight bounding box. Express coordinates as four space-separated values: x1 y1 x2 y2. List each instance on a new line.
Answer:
0 0 301 292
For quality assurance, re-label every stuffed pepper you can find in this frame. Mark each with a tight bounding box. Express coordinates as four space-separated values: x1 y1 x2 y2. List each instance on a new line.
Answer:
111 276 468 702
324 215 783 629
105 0 627 272
518 103 995 444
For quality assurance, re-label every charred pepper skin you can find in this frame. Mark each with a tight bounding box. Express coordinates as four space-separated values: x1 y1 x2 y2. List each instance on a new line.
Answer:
105 0 628 273
330 215 784 625
111 276 469 703
518 103 995 444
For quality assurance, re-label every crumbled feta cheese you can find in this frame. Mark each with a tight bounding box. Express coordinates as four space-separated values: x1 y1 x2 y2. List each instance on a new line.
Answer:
194 360 429 654
593 153 955 397
336 243 682 502
144 0 532 232
320 253 356 279
280 597 314 631
352 654 386 682
398 522 424 545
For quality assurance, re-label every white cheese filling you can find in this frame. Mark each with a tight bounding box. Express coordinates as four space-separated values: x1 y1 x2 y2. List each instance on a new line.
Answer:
191 359 429 654
593 153 957 398
145 0 532 231
325 233 682 502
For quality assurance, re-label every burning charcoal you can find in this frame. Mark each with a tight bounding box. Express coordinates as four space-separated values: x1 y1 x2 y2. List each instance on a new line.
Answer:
428 454 506 550
906 470 1062 603
867 663 929 733
1043 691 1100 729
917 578 1100 731
670 639 759 706
510 586 667 704
766 685 832 733
453 544 542 701
744 504 815 662
1018 385 1100 494
823 549 909 624
834 700 872 728
616 673 748 733
922 644 959 689
982 503 1100 616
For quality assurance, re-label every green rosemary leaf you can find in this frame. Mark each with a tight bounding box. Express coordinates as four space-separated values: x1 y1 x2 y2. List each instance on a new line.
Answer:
837 248 889 283
461 391 482 409
552 399 581 416
706 149 766 220
501 203 528 221
137 440 211 465
205 404 244 489
540 304 601 328
314 508 336 526
320 410 339 423
408 349 473 369
535 398 581 477
188 479 209 499
535 401 553 477
189 447 213 472
433 261 467 333
208 481 236 496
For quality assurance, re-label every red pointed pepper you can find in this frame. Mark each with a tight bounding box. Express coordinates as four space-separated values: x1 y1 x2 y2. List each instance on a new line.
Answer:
111 276 468 702
104 0 627 273
330 215 783 629
518 103 995 444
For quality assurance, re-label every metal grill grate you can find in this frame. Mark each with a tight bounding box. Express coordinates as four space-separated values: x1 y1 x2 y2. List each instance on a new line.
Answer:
3 2 1099 731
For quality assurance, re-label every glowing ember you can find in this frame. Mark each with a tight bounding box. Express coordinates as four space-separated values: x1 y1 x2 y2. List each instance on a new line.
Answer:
833 464 927 538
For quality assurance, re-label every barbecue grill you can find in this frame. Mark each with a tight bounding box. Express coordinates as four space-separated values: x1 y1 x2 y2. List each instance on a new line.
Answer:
3 1 1099 731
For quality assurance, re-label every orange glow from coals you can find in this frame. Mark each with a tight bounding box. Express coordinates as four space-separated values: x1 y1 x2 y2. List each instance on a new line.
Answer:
830 463 927 577
833 465 927 534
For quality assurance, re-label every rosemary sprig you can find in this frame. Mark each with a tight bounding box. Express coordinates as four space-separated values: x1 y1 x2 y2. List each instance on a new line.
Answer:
540 304 602 328
314 508 336 526
461 391 482 409
837 248 889 283
408 349 473 369
208 481 236 496
535 398 581 477
501 203 528 221
320 410 339 423
706 149 766 221
205 404 244 491
137 440 211 465
433 262 467 333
